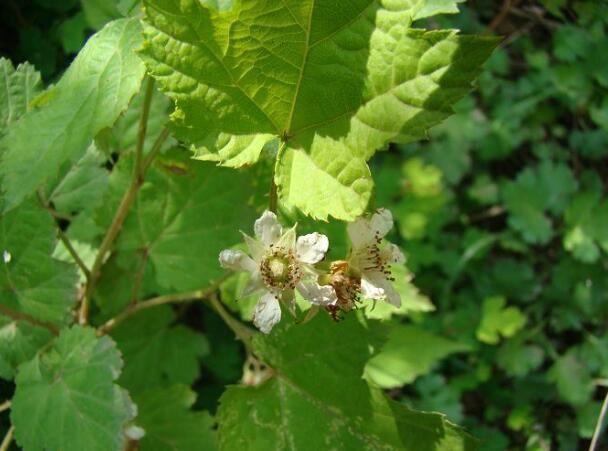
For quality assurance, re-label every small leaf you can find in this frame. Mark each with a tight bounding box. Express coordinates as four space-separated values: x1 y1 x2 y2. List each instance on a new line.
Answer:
476 296 527 345
547 350 594 407
0 58 42 135
0 316 53 380
365 324 468 388
11 326 135 451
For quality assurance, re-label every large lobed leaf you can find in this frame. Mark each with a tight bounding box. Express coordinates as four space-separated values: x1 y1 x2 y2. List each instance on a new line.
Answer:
1 18 146 210
11 326 135 451
133 385 217 451
95 149 258 294
217 314 476 450
112 306 209 394
141 0 497 220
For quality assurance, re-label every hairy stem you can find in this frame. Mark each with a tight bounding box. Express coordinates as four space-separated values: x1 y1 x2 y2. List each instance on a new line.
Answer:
0 304 59 336
78 79 157 326
97 275 229 334
589 391 608 451
269 141 287 213
0 426 14 451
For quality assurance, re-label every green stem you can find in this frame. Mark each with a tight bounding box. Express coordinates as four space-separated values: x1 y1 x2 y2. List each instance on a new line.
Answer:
142 127 170 172
208 294 256 353
269 141 287 213
57 228 91 281
97 275 229 335
0 304 59 336
134 77 155 183
78 79 157 326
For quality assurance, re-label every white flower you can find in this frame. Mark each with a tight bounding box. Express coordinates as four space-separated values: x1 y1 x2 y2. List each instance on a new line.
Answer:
347 208 405 307
219 211 336 333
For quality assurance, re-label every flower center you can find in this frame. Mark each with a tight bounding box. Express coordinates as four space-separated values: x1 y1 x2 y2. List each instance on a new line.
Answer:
260 248 301 291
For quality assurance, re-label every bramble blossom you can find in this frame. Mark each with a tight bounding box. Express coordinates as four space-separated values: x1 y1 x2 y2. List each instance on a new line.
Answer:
345 208 404 307
219 211 335 333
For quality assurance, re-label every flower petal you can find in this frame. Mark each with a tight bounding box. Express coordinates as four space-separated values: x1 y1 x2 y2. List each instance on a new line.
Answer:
370 208 394 238
347 217 375 249
296 233 329 264
296 281 337 306
361 271 402 307
253 292 282 334
243 272 265 296
219 249 257 273
275 225 296 251
382 243 405 264
242 232 266 262
254 210 282 246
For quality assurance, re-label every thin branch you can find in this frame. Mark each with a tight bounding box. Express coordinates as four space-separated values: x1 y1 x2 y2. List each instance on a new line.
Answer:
589 391 608 451
79 79 157 326
57 228 91 281
0 426 14 451
129 249 149 304
0 304 59 336
41 204 74 222
134 78 156 183
142 127 171 172
0 400 10 414
488 0 517 31
207 293 256 353
97 275 229 335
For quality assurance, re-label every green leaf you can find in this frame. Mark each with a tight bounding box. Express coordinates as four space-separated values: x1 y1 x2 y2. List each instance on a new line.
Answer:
413 0 466 20
141 0 496 219
1 18 146 211
563 191 608 263
11 326 135 451
476 296 527 345
191 133 275 168
503 160 577 244
363 265 434 320
104 81 171 157
217 315 476 450
58 12 89 54
81 0 122 29
133 385 217 451
112 306 209 394
97 150 258 292
0 316 53 380
547 350 594 407
0 58 42 135
496 340 545 377
0 199 78 324
45 144 109 215
276 138 373 220
365 324 468 388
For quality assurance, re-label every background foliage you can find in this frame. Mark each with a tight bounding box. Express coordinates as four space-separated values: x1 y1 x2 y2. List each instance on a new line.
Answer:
0 0 607 450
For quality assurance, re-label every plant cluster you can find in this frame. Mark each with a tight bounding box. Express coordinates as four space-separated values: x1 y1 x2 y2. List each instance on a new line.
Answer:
0 0 605 450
